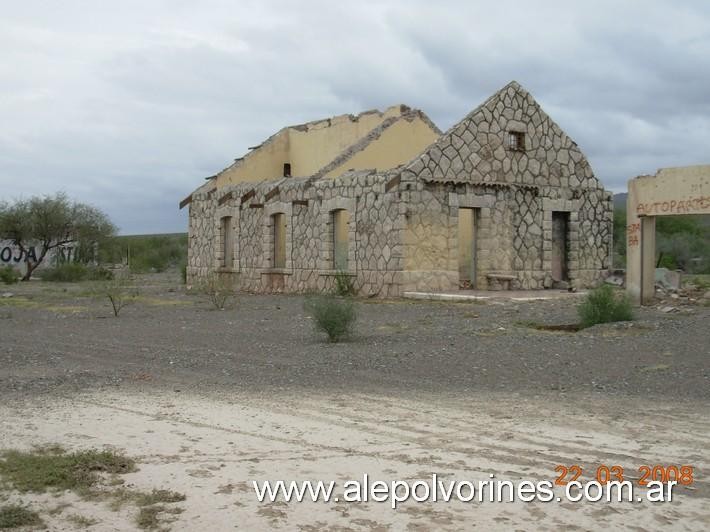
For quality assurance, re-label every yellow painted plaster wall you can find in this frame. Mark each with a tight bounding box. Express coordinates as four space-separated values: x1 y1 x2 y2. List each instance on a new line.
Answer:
323 116 439 178
216 132 290 188
215 106 406 189
289 108 402 177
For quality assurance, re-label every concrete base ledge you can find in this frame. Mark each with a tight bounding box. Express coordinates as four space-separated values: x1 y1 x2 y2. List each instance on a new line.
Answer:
403 291 491 302
403 290 588 302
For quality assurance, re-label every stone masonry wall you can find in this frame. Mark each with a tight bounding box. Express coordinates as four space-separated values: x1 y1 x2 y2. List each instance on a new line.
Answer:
186 81 612 295
394 81 612 290
187 172 407 298
187 184 216 280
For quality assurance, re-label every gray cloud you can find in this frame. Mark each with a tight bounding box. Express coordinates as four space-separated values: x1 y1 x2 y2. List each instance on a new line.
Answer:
1 0 709 233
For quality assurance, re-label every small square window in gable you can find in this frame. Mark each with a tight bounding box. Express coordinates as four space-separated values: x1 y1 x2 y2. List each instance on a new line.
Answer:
507 131 526 152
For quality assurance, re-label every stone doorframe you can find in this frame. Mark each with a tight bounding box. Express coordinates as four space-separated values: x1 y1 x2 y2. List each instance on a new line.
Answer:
263 201 293 272
319 197 357 274
448 192 494 288
214 197 240 272
541 198 580 287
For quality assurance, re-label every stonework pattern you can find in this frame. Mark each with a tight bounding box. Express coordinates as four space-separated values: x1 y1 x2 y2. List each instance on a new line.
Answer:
186 81 613 296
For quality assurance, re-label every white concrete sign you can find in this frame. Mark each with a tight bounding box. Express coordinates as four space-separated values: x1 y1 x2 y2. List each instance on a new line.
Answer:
0 240 79 276
626 165 710 304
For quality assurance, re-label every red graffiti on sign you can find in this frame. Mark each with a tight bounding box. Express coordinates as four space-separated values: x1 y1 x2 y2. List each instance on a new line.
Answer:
636 196 710 216
627 222 640 247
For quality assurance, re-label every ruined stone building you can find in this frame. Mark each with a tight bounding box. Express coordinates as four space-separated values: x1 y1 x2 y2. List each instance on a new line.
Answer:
182 81 612 296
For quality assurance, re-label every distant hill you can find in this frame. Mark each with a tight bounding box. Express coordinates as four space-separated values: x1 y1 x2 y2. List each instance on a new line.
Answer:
117 232 187 239
613 193 627 210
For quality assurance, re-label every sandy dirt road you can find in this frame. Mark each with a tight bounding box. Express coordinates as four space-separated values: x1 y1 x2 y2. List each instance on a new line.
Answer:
1 280 709 530
1 388 708 531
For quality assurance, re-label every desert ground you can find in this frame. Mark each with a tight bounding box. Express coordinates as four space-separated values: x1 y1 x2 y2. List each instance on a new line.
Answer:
0 273 708 531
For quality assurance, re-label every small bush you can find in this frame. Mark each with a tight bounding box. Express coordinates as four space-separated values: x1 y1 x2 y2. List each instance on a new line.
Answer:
134 489 186 507
0 266 18 285
91 270 139 318
179 261 187 284
687 275 710 291
86 266 113 281
0 445 135 493
197 274 234 310
41 262 88 282
42 263 114 282
333 270 355 296
0 504 43 529
136 505 184 530
66 514 99 528
94 272 138 317
578 284 633 328
304 294 356 342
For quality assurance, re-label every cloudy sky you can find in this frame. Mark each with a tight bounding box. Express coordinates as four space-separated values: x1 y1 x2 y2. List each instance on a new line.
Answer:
1 1 709 234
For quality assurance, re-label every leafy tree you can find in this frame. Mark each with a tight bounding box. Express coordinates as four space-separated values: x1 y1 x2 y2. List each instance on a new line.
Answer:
0 193 116 281
612 207 627 268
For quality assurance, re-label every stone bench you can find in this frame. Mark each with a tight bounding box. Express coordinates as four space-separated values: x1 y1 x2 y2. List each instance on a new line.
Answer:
486 273 517 290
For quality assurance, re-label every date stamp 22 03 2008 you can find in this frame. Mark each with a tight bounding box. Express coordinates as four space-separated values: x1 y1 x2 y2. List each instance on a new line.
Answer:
555 464 695 487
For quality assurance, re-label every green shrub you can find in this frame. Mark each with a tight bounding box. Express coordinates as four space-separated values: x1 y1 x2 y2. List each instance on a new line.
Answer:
304 294 356 342
41 263 112 282
0 265 18 285
578 284 633 328
333 270 355 296
130 248 170 273
41 262 88 282
0 504 43 529
0 445 135 493
179 261 187 284
86 266 113 281
657 229 710 274
687 275 710 291
99 233 188 273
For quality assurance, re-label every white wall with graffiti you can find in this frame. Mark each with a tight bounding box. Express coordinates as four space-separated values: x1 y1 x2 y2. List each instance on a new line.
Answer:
0 241 79 276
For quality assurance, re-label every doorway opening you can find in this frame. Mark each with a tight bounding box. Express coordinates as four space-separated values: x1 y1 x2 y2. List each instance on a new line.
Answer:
551 211 570 286
458 208 478 289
